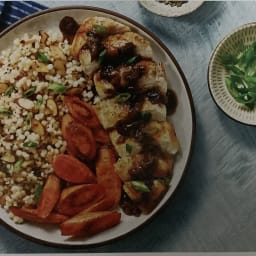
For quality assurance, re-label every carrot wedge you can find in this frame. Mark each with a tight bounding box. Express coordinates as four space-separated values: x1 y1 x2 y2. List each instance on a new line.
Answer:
56 184 105 216
37 174 61 218
53 154 96 184
64 96 100 128
60 211 121 237
66 121 97 160
10 207 68 224
96 146 121 207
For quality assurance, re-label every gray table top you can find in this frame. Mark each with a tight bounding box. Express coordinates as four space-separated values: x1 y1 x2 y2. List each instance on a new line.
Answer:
1 0 256 253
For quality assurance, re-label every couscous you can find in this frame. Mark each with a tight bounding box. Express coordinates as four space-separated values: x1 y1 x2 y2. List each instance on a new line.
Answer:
0 29 97 223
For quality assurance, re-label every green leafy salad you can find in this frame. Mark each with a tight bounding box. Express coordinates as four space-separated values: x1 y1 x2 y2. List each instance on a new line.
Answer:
221 41 256 109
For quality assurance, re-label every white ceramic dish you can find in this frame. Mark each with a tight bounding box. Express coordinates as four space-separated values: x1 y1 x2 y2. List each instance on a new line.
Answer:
208 23 256 126
139 0 204 17
0 6 195 247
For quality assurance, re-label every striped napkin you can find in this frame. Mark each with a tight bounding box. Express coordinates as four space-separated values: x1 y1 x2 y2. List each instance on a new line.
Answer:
0 1 47 31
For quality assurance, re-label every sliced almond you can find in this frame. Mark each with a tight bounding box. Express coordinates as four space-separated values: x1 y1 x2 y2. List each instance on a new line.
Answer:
50 45 66 61
36 62 48 73
46 99 58 116
31 119 45 136
53 59 66 76
17 98 34 110
0 83 8 94
1 154 15 163
39 30 49 46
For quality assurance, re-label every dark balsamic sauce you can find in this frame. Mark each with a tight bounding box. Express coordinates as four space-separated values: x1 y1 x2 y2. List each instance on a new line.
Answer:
166 89 178 115
59 16 79 44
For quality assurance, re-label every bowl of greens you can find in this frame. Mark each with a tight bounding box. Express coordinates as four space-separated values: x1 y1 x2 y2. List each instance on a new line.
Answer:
208 23 256 126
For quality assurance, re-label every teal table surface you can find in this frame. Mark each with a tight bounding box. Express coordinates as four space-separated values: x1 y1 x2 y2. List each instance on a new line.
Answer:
1 0 256 253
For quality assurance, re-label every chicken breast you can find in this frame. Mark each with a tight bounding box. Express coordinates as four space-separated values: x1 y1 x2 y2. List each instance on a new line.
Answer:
102 31 153 59
71 16 131 57
94 60 167 99
93 98 130 129
143 121 180 155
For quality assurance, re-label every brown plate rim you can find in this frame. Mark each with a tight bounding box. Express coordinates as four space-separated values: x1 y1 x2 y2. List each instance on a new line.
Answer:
0 5 196 248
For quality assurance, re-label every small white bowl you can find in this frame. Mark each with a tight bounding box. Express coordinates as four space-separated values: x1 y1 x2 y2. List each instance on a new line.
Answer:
208 23 256 126
139 0 204 17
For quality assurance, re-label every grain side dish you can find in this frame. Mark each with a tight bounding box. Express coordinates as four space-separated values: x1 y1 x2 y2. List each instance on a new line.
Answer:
0 31 96 223
0 15 180 238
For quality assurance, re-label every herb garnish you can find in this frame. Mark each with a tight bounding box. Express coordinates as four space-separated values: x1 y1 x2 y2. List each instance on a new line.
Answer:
221 41 256 109
37 52 49 63
131 181 151 192
48 83 68 93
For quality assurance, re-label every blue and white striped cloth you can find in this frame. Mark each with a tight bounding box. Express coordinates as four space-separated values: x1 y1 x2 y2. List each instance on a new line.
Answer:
0 1 47 31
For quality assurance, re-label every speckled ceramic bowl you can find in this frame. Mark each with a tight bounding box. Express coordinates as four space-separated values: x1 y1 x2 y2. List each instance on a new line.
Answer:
208 23 256 126
139 0 204 17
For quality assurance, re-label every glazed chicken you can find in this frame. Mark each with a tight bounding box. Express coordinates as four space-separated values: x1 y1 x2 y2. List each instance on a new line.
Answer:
71 16 180 215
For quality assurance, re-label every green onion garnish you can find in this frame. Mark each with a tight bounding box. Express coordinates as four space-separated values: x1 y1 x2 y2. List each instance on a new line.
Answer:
0 162 8 174
48 83 68 93
0 107 12 115
126 56 138 66
25 113 32 130
23 141 38 148
37 51 49 63
131 181 150 193
4 86 15 96
35 98 44 108
92 24 107 35
13 159 24 171
126 143 133 154
99 49 106 64
23 87 36 98
34 184 43 202
115 92 131 103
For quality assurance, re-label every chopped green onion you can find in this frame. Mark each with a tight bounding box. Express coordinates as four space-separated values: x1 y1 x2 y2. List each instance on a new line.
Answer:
126 56 138 66
92 24 107 35
23 141 38 148
131 181 150 193
13 159 24 171
25 113 32 130
126 143 133 154
0 162 8 174
37 51 49 63
23 87 36 98
34 184 43 202
0 107 12 115
48 83 68 93
35 98 44 108
4 86 15 96
115 92 131 103
99 49 106 64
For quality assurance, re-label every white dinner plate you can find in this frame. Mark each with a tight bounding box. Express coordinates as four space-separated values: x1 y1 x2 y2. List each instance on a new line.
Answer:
0 6 195 247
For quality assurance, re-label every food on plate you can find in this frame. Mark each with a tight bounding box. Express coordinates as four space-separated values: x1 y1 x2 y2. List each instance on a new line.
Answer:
53 154 96 184
221 41 256 110
0 14 179 238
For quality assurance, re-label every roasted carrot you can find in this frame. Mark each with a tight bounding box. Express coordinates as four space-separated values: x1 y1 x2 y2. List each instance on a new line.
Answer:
61 114 74 141
60 211 121 237
93 126 110 144
53 154 96 184
96 146 122 207
66 121 97 160
37 174 61 218
64 96 100 128
10 207 68 224
56 184 105 216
